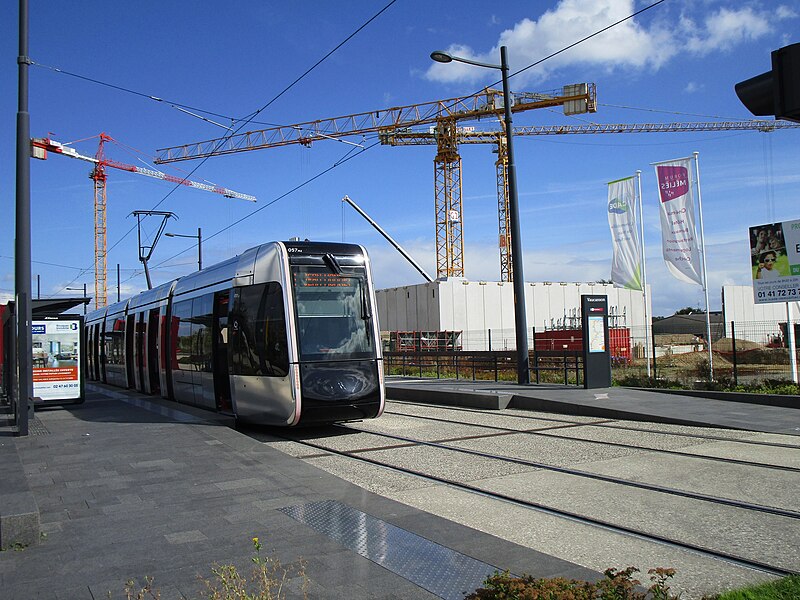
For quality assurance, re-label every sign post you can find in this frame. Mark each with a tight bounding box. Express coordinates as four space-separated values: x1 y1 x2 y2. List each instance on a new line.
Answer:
581 295 611 389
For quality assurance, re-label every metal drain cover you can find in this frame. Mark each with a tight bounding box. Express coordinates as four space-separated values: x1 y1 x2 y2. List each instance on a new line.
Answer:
280 499 498 600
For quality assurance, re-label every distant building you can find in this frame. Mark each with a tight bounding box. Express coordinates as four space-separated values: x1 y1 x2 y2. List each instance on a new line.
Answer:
375 278 652 352
721 285 799 347
652 312 723 340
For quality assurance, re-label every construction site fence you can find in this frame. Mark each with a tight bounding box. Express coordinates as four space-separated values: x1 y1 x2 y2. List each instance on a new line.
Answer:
383 319 800 386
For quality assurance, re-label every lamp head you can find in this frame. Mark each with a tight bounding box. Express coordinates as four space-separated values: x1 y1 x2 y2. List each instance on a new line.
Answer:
430 51 453 64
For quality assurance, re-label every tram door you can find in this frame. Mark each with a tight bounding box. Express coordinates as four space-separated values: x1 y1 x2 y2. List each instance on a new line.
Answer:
212 291 232 413
97 322 106 383
125 314 136 388
87 326 94 381
147 309 160 395
135 313 146 392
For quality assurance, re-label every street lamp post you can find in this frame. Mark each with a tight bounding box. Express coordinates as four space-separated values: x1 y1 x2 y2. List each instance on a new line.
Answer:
430 45 530 384
165 227 203 271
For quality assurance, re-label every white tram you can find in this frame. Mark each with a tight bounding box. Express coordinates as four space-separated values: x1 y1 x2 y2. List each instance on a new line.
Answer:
85 241 385 425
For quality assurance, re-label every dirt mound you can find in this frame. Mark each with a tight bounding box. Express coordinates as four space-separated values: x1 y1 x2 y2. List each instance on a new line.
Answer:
711 337 763 353
662 350 733 368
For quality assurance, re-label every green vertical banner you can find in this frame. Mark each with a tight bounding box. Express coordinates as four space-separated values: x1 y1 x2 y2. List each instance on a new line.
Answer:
607 176 642 290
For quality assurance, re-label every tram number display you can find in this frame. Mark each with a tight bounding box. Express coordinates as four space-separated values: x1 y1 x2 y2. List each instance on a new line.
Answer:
294 271 354 289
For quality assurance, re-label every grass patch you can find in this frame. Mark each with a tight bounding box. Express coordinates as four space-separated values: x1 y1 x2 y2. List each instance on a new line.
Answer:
707 575 800 599
613 373 799 396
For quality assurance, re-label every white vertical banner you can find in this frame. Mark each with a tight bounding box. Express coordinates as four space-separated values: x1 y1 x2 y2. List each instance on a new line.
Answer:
607 176 642 290
653 157 703 285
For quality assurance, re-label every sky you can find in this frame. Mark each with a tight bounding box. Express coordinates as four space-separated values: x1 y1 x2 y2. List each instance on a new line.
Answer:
1 0 798 318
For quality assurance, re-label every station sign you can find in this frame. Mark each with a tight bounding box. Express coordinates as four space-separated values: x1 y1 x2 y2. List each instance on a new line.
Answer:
32 314 85 404
749 218 800 304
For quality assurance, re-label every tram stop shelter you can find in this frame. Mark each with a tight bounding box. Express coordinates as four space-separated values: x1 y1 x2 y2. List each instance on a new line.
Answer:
1 297 89 432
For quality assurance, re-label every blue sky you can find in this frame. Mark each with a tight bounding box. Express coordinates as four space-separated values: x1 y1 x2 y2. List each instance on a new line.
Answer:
1 0 798 317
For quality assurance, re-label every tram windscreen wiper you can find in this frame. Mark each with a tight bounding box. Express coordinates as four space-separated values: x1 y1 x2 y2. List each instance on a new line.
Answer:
322 253 343 275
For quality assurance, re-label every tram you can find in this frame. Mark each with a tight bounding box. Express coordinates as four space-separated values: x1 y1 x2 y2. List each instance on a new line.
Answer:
85 241 385 425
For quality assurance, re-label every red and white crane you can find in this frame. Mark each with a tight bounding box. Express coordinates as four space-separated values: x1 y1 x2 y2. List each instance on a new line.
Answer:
31 133 256 308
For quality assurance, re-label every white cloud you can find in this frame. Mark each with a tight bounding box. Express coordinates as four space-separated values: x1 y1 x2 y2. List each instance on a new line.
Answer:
425 0 797 85
686 8 771 55
684 82 702 94
427 0 669 85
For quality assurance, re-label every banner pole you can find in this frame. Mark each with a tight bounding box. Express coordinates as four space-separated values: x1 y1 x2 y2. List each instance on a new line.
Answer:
636 170 651 378
788 302 798 384
693 152 714 380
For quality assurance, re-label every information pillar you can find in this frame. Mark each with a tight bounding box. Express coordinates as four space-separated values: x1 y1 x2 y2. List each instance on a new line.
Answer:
581 295 611 389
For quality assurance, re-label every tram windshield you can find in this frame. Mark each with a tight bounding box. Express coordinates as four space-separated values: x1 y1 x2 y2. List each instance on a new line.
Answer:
291 265 375 361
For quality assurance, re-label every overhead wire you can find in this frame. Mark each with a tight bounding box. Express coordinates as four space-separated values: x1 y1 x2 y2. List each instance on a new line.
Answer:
31 61 240 124
598 103 746 121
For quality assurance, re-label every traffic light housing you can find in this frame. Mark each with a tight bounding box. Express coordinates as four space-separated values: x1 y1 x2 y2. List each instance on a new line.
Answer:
735 43 800 123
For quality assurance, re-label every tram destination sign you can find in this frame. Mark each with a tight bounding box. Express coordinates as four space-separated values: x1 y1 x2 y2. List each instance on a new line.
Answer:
294 271 354 289
749 218 800 305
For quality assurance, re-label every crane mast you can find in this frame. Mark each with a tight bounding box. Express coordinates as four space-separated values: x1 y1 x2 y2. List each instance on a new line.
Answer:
155 84 596 278
31 133 256 308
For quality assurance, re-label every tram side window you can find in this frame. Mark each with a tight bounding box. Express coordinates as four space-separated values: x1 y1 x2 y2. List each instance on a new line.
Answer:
103 316 125 365
231 283 288 377
193 294 213 373
173 300 194 372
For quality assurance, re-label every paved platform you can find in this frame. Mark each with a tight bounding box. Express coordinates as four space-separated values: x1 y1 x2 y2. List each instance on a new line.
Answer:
0 385 598 600
385 378 800 435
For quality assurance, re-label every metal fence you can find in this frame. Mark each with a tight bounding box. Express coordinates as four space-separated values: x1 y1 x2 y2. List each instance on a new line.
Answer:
384 350 583 385
383 320 800 386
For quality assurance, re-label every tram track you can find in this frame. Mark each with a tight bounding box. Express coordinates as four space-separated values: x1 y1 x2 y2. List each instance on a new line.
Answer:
257 427 798 579
387 400 800 449
380 408 800 474
325 423 800 520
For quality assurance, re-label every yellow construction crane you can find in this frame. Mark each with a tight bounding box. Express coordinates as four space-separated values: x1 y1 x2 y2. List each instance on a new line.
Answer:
155 84 597 279
380 118 800 281
32 133 256 308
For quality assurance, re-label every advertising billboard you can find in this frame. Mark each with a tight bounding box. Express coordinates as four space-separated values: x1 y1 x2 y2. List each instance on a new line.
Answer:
32 315 84 403
749 219 800 305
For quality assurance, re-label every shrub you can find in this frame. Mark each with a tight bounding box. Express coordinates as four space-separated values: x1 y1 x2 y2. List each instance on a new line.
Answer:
200 536 308 600
464 567 679 600
108 538 309 600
